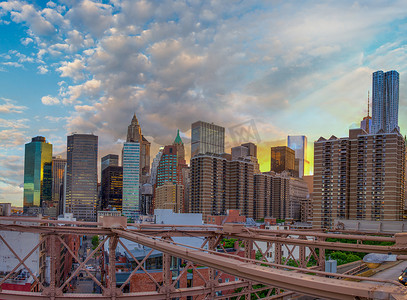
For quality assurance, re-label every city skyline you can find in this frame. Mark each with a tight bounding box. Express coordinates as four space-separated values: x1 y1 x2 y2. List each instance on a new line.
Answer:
2 1 407 206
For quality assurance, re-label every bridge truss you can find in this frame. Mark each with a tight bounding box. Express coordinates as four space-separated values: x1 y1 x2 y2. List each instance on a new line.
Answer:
0 217 406 300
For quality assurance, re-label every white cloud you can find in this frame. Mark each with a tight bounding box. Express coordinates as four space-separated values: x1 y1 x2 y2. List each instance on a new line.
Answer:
41 95 60 105
37 65 48 74
0 98 27 113
0 118 29 129
58 58 85 81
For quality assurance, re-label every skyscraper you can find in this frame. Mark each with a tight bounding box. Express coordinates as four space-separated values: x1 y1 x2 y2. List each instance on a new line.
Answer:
101 165 123 211
66 134 98 221
372 70 400 134
127 114 150 183
23 136 52 215
52 155 66 215
287 135 308 178
191 121 225 158
122 142 140 220
270 146 296 175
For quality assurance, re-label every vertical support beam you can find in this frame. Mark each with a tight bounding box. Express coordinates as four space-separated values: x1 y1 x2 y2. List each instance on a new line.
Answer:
49 234 57 300
318 237 326 271
275 242 282 265
108 235 119 299
207 236 216 299
299 236 306 268
162 251 172 299
244 239 253 300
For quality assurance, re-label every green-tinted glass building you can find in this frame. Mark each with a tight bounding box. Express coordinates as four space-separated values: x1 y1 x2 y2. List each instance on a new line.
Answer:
23 136 53 213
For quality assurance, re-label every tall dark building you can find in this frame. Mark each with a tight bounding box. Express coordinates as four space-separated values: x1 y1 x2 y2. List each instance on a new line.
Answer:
101 154 119 171
270 146 296 175
52 156 66 215
23 136 52 215
101 165 123 211
66 134 98 221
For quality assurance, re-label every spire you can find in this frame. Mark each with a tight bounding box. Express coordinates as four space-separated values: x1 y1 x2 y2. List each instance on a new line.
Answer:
131 113 139 125
173 129 183 145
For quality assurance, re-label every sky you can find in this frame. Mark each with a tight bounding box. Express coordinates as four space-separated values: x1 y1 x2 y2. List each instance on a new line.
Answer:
1 0 407 206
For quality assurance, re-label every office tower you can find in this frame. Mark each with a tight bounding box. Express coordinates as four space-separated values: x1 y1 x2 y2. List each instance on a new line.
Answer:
101 165 123 211
361 92 372 134
173 129 185 162
23 136 52 215
66 134 98 221
127 114 150 183
101 154 119 172
191 121 225 158
155 182 184 213
287 136 309 178
313 129 405 229
190 153 254 218
372 70 400 134
52 156 66 215
270 146 296 175
122 142 140 220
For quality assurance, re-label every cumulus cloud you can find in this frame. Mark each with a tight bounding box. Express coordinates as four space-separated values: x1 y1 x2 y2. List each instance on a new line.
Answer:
41 95 60 105
58 58 85 81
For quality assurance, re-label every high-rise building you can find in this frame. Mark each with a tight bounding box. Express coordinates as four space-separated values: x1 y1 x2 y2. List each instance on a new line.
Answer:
127 114 150 183
190 153 254 218
231 146 249 160
372 70 400 134
122 142 140 220
191 121 225 158
287 136 309 178
101 165 123 211
313 129 405 229
101 154 119 172
270 146 296 175
66 134 98 221
23 136 52 215
241 142 257 157
52 156 66 215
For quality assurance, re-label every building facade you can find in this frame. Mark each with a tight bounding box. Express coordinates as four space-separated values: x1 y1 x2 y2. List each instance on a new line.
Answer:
190 153 255 219
66 134 98 221
313 129 405 229
191 121 225 158
372 70 400 134
122 142 140 220
51 156 66 216
101 165 123 211
287 135 309 178
154 182 184 213
270 146 296 175
23 136 53 215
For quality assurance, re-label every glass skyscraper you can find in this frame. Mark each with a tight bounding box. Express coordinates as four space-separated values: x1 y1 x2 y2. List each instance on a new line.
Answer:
66 134 98 221
122 142 140 221
287 135 308 178
23 136 52 214
191 121 225 158
372 70 399 134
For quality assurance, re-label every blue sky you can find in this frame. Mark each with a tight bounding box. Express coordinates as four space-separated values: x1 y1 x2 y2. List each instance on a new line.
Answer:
1 0 407 206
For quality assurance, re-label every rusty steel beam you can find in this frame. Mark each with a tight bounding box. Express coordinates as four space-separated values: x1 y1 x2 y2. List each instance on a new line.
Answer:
0 281 250 300
114 229 406 300
0 216 101 227
231 232 404 254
